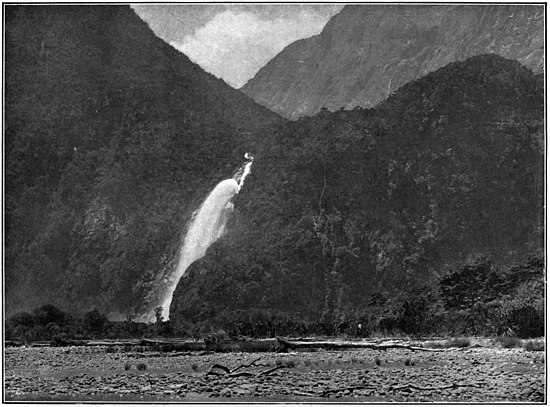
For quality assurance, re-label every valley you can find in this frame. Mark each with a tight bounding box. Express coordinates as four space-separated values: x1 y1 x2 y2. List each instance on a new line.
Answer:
4 6 545 403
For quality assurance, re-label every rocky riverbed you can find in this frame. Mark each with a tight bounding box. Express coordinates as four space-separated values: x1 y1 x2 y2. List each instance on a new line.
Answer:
4 343 545 402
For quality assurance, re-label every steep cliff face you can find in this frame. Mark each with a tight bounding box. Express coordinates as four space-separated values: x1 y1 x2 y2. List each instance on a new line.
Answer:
241 5 544 119
4 5 281 317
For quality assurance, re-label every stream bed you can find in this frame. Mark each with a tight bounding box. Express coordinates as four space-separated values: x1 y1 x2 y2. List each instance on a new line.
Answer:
4 343 545 402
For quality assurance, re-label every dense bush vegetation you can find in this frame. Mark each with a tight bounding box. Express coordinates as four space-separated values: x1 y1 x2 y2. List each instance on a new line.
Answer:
5 304 181 343
171 55 544 332
5 6 544 341
4 5 280 318
6 253 543 342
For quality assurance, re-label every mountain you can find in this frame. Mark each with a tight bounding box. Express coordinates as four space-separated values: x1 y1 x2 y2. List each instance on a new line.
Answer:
4 5 282 317
172 55 544 328
241 5 544 119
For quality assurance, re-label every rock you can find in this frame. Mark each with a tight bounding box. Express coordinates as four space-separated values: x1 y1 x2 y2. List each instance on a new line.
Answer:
220 388 232 397
521 388 533 396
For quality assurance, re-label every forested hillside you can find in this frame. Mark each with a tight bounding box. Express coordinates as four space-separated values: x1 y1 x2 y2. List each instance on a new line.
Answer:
4 5 281 318
172 55 544 336
242 4 544 119
4 6 544 340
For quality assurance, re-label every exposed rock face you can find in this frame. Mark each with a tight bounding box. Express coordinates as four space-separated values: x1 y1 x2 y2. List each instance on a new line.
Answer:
241 5 544 119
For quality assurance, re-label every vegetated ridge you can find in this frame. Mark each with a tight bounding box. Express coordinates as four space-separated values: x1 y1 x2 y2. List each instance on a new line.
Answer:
4 5 282 318
241 4 544 119
172 54 544 337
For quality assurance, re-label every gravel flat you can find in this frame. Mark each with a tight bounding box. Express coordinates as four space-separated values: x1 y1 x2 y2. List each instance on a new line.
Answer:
4 344 546 402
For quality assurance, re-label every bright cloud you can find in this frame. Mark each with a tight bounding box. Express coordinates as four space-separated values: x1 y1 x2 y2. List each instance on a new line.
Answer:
170 10 331 88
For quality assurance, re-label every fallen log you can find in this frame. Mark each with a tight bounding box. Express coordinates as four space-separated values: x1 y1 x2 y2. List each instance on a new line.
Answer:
87 340 140 346
297 381 484 398
206 360 286 378
5 340 24 347
276 337 445 352
320 384 377 397
225 365 287 378
256 365 287 376
293 390 320 397
390 382 484 392
207 363 232 375
229 357 262 373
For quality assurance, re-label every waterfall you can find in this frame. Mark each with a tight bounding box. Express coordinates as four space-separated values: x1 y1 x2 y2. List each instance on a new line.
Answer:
159 154 253 321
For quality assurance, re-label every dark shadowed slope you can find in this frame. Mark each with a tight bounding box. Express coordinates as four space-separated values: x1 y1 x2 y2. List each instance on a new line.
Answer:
173 55 543 327
241 4 544 119
4 5 282 317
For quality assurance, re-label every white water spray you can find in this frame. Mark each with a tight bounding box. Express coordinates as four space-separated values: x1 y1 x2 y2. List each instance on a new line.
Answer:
159 154 254 320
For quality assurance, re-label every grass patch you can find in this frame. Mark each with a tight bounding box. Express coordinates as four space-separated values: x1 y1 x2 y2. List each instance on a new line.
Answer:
423 341 444 349
524 340 544 352
495 336 521 349
446 337 471 348
423 337 470 348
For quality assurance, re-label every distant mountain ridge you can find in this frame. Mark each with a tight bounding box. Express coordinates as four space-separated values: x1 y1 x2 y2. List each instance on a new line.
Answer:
241 4 544 119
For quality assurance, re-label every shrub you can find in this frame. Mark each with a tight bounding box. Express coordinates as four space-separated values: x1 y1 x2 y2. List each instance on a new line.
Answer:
524 340 544 352
439 257 501 309
191 363 199 371
50 334 69 347
8 311 36 327
137 362 147 371
83 309 110 337
33 304 68 326
500 303 543 339
374 357 381 366
284 359 296 368
124 362 131 370
496 336 521 348
404 358 411 366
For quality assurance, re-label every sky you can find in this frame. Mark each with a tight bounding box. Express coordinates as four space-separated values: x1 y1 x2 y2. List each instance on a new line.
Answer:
132 5 343 88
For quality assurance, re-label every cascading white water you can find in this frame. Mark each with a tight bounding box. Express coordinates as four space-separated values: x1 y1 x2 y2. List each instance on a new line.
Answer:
159 154 253 320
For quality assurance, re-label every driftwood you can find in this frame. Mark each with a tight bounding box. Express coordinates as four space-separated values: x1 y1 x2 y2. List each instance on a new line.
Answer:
390 382 484 392
229 357 262 373
226 366 287 378
276 337 446 352
320 384 378 397
207 357 261 376
206 358 287 378
294 381 484 398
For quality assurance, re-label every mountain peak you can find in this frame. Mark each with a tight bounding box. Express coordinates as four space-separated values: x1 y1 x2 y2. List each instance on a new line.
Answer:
241 4 544 119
